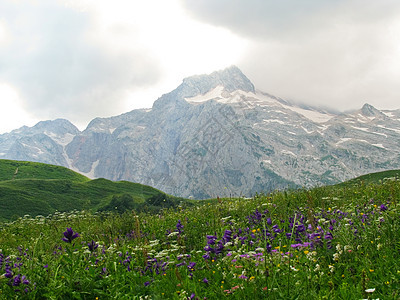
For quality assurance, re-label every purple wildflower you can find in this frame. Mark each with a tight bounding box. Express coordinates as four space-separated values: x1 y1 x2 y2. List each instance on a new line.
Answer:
223 230 233 243
187 262 196 270
62 228 80 243
176 219 184 234
87 240 99 252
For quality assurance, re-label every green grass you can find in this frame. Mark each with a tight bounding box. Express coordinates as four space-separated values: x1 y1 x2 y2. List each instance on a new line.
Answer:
338 169 400 186
0 159 187 221
0 159 89 182
0 168 400 299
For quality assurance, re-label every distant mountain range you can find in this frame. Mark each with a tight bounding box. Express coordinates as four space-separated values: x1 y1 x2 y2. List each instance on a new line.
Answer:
1 66 400 198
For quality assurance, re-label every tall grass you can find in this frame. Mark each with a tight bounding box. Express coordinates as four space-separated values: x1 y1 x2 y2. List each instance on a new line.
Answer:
0 177 399 299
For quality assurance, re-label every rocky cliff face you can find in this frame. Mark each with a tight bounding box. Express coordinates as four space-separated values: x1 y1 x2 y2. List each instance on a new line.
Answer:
1 66 400 198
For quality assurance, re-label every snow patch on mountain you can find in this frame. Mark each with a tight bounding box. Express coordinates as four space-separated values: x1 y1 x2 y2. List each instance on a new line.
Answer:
185 85 225 104
352 126 369 132
301 126 314 134
336 138 352 146
372 144 385 149
45 132 75 146
281 150 297 157
383 111 394 117
377 125 400 134
186 86 333 124
264 119 285 125
281 104 334 123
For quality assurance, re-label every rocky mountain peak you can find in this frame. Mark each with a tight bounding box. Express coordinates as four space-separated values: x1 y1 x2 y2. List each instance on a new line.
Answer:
181 65 255 96
1 67 400 199
360 103 384 117
5 119 79 137
152 66 255 111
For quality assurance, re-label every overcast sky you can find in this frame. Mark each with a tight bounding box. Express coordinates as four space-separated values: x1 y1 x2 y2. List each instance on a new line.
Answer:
1 0 400 133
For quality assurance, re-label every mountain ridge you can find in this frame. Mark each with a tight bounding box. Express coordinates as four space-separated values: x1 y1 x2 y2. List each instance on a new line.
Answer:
1 66 400 198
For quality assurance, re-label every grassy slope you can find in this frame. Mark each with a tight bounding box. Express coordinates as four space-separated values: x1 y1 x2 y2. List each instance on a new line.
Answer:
0 159 89 182
1 169 399 298
0 159 181 221
337 169 400 187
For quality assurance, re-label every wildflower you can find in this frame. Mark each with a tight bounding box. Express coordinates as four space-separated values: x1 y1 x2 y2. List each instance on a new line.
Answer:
380 204 388 211
88 240 99 252
223 230 233 242
176 220 184 234
62 228 80 243
328 265 334 273
365 288 375 293
168 232 179 238
202 278 209 284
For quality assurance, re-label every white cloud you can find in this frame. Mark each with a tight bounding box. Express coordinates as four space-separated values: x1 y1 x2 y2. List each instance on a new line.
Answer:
0 0 246 132
0 83 40 133
184 0 400 111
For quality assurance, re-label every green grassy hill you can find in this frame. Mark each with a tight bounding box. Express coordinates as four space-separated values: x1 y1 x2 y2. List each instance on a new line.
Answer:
0 159 187 221
336 169 400 187
1 165 399 298
0 159 89 182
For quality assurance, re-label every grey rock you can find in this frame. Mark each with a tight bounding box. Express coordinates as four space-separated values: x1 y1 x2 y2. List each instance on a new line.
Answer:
1 67 399 198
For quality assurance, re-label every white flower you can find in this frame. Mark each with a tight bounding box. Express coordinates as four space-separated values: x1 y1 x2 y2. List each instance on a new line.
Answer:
328 265 334 273
168 231 179 238
344 245 352 252
365 288 375 293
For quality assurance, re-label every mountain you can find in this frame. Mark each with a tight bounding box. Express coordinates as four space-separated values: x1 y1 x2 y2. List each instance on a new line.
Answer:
1 66 400 198
0 159 187 221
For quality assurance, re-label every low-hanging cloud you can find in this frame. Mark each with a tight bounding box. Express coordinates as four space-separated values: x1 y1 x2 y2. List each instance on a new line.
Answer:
0 0 161 127
183 0 400 111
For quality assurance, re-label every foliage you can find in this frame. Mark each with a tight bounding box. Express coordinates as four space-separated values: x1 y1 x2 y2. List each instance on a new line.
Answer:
1 174 400 299
0 160 188 222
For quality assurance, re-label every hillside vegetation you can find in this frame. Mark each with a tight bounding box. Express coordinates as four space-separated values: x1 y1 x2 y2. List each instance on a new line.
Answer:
0 159 187 221
338 169 400 186
0 164 399 298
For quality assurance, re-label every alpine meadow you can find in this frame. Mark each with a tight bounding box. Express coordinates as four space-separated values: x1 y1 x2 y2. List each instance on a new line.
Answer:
0 159 400 298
